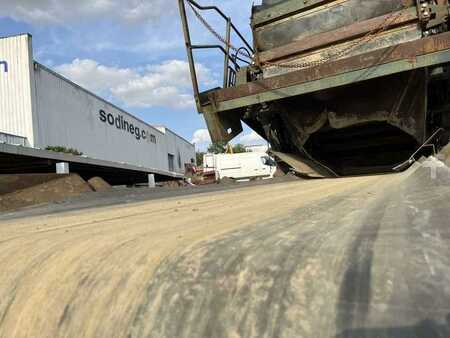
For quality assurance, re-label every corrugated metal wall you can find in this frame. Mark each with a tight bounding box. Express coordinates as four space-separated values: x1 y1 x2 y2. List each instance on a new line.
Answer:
32 64 195 174
0 34 35 147
0 132 27 146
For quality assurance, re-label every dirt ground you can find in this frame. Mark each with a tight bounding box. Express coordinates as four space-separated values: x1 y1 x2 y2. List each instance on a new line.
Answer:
0 162 449 337
0 174 92 212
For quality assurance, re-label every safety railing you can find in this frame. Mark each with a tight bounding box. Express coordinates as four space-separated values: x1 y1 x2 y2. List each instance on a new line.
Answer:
393 128 448 171
178 0 254 110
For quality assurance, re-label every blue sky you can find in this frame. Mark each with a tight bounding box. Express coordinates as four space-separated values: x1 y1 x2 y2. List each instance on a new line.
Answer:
0 0 264 150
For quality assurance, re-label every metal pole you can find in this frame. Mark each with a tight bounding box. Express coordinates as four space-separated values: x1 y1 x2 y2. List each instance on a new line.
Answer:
178 0 201 111
223 18 231 88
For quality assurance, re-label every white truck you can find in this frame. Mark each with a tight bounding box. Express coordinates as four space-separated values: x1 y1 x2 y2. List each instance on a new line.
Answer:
203 152 277 181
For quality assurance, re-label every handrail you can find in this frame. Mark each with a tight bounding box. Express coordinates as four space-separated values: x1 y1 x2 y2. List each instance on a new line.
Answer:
178 0 254 112
393 128 446 171
185 0 254 53
190 45 249 68
191 45 251 66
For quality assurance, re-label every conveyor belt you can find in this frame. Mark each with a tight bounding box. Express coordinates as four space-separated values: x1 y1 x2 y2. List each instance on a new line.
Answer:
0 159 449 337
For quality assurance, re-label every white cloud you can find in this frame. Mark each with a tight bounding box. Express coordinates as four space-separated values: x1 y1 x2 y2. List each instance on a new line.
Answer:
54 59 215 109
55 59 139 92
0 0 174 25
239 130 265 145
191 129 211 145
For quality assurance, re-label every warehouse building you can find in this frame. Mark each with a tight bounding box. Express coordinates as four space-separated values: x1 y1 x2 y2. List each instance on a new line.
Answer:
0 34 195 184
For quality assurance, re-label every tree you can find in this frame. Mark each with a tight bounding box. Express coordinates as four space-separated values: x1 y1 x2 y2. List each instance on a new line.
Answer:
196 152 205 166
232 144 246 153
207 141 227 154
206 142 248 154
46 146 83 156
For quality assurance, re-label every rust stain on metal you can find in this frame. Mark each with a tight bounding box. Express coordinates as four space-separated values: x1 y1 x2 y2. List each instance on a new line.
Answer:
213 32 450 103
258 8 418 64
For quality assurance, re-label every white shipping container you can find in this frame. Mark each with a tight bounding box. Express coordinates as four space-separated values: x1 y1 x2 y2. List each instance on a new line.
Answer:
0 34 195 175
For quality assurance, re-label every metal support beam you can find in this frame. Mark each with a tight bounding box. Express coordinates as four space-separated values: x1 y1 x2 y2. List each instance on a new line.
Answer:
223 18 231 88
178 0 201 111
215 50 450 113
204 32 450 113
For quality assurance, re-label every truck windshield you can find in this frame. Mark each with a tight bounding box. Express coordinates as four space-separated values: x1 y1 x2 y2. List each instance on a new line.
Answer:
261 156 276 166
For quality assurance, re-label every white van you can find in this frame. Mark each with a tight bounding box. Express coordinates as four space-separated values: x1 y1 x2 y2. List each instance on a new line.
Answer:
203 152 277 181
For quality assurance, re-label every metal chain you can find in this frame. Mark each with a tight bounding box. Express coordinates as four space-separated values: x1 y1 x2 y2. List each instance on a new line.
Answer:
263 7 405 69
187 0 405 70
186 1 254 60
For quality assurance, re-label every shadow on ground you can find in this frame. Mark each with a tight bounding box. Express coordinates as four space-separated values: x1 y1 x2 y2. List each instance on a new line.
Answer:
336 314 450 338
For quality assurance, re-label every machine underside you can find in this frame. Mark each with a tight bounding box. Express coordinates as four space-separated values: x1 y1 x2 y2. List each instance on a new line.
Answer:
246 68 450 176
180 0 450 176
